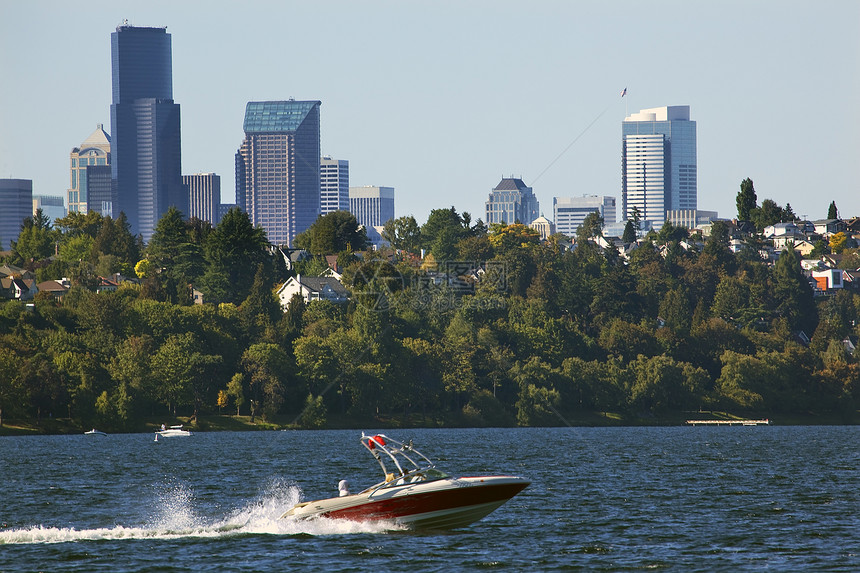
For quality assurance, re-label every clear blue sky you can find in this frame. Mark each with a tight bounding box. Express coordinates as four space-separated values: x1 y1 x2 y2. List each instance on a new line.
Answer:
2 0 858 226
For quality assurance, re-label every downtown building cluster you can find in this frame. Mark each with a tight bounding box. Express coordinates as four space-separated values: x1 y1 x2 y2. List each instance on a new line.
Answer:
0 24 396 251
2 24 757 253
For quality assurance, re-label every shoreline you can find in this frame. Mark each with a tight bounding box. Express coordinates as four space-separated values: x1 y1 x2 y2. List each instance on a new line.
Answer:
1 410 857 436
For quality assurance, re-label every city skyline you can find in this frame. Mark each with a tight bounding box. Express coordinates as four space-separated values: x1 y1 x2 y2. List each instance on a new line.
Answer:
1 1 858 230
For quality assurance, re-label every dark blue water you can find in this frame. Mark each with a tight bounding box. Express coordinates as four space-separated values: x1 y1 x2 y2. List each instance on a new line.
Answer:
1 427 857 571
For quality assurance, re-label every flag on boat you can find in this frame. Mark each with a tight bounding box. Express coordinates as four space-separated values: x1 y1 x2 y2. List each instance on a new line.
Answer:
620 87 627 97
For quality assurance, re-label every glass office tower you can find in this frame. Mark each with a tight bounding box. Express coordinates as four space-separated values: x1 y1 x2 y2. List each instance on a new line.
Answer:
485 177 540 225
622 106 696 227
235 100 321 246
110 24 185 242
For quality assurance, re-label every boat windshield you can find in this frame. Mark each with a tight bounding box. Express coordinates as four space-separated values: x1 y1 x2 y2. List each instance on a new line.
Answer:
359 433 448 490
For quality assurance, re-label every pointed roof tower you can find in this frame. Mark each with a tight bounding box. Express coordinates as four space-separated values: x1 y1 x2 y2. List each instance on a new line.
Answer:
81 123 111 150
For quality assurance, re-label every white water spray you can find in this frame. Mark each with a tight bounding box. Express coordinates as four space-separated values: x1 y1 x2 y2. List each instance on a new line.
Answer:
0 479 399 545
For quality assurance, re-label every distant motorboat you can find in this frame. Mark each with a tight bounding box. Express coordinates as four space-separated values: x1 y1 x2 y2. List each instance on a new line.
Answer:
156 424 192 437
84 429 107 436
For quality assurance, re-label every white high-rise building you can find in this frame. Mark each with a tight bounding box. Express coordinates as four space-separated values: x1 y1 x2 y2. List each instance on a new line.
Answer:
320 157 349 214
553 195 616 237
349 186 395 228
622 106 696 227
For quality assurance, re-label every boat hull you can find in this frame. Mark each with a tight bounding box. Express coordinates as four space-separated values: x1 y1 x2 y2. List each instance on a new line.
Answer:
283 476 529 529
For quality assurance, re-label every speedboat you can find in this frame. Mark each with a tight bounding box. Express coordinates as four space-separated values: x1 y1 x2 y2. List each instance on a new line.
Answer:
84 428 107 436
156 424 192 437
281 433 529 529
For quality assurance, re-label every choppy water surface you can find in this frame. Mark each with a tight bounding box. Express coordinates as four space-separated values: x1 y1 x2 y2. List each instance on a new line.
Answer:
1 427 857 571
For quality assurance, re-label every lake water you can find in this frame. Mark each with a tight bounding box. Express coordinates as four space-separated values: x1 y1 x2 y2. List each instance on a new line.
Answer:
1 426 857 571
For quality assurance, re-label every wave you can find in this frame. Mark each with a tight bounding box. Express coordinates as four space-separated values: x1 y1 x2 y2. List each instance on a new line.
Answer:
0 478 399 545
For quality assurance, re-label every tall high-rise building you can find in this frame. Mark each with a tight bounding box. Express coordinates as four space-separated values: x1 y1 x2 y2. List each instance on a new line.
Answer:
68 124 111 214
349 186 395 228
622 106 696 227
183 173 221 224
110 24 185 242
235 100 321 246
33 195 66 224
553 195 616 237
0 179 33 250
320 156 349 214
485 177 539 225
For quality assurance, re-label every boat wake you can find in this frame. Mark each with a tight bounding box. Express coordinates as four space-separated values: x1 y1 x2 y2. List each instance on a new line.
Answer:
0 478 399 545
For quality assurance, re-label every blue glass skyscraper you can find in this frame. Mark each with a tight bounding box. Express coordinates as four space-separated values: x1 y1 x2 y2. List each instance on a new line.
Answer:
235 100 321 246
622 106 696 227
110 24 185 242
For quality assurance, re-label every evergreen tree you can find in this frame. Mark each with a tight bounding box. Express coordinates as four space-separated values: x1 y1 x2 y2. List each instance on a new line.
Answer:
622 220 636 244
736 178 757 221
827 201 838 220
200 207 269 304
772 248 817 333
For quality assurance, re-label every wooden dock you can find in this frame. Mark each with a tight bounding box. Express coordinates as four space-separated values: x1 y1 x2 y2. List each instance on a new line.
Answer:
686 419 770 426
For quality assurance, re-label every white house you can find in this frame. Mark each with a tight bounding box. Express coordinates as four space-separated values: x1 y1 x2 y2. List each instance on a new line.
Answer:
277 274 349 310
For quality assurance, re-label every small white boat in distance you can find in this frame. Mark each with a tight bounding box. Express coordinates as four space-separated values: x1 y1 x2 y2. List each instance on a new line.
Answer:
84 429 107 436
156 424 192 437
281 433 529 529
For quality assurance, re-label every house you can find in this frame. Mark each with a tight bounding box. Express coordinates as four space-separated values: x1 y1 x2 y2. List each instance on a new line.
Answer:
763 222 798 238
842 270 860 291
36 279 71 301
812 219 846 237
276 274 349 310
772 233 811 251
1 276 38 300
811 269 843 293
191 288 204 305
96 276 119 294
801 259 825 271
0 264 35 281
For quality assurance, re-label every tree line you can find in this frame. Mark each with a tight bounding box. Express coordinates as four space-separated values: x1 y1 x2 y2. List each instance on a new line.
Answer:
1 190 859 430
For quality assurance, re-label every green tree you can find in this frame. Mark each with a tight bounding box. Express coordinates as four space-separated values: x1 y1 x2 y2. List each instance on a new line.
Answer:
827 201 838 220
622 220 636 244
241 343 293 420
227 373 246 416
382 215 421 253
577 211 604 243
295 210 368 255
772 248 817 333
146 207 186 266
736 177 757 221
92 213 140 272
11 210 55 264
420 207 469 261
200 208 270 303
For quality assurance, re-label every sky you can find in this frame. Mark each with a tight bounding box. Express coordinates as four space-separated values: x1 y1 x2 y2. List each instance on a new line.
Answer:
2 0 859 227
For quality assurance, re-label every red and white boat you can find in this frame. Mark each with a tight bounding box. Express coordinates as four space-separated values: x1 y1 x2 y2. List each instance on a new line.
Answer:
281 433 529 529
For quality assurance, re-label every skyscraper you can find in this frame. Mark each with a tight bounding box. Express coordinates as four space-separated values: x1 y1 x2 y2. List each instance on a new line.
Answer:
183 173 221 224
0 179 33 250
349 186 395 228
235 100 321 246
110 24 185 242
68 124 111 214
320 156 349 214
622 106 696 227
485 177 539 225
553 195 616 237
